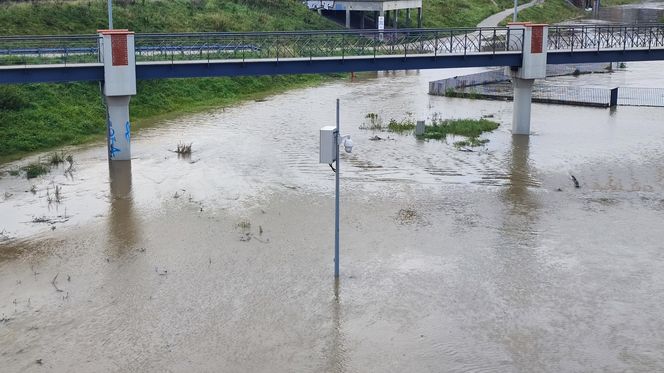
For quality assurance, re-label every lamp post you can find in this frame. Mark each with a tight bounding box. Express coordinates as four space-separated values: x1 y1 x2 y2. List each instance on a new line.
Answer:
108 0 114 29
513 0 518 22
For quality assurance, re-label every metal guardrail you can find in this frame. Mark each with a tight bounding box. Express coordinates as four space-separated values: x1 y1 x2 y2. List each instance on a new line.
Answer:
2 24 664 67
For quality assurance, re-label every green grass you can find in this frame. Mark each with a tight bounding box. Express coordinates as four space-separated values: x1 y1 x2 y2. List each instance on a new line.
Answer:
500 0 583 25
422 0 528 28
0 0 337 34
601 0 643 6
419 118 500 140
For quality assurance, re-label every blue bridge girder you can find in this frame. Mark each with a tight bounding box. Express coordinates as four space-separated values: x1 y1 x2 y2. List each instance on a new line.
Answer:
2 24 664 84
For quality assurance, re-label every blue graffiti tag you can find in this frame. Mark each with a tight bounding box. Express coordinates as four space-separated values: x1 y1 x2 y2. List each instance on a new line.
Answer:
109 126 121 159
125 121 131 143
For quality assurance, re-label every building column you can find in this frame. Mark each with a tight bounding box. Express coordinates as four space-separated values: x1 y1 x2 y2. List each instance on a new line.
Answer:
360 11 365 29
385 10 390 29
406 8 411 27
417 7 422 28
511 78 534 135
346 8 351 28
394 9 399 29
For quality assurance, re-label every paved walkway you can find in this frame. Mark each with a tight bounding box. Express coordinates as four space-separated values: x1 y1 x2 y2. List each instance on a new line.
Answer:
477 0 545 27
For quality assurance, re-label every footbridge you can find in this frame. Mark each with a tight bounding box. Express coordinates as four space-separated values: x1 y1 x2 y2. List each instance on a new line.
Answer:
1 23 664 160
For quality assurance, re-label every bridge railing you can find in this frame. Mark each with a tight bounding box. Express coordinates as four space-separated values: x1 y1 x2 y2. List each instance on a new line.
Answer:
0 34 99 66
133 28 524 63
10 24 664 67
548 24 664 52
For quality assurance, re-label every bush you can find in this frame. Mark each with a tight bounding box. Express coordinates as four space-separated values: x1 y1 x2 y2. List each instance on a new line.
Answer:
0 86 29 111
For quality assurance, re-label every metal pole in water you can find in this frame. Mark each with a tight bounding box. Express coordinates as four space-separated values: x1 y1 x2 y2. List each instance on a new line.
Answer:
334 99 341 278
513 0 518 22
108 0 114 29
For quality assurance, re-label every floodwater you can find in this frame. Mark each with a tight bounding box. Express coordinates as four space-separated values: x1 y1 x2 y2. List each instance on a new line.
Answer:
2 10 664 373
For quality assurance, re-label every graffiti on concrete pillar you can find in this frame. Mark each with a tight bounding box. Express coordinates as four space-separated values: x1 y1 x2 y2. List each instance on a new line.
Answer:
109 125 120 159
125 121 131 143
304 1 335 10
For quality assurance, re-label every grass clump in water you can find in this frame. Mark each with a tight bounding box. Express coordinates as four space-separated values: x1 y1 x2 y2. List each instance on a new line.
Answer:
175 142 193 155
420 116 499 148
360 112 416 133
359 113 384 130
47 151 68 165
453 138 490 148
419 117 499 140
22 162 49 179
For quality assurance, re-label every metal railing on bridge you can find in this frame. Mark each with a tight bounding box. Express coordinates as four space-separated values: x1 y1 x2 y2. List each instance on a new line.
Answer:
132 28 524 63
0 28 524 66
2 24 664 67
548 23 664 52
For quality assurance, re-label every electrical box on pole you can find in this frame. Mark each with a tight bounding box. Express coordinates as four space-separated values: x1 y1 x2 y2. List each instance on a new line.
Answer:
320 126 338 164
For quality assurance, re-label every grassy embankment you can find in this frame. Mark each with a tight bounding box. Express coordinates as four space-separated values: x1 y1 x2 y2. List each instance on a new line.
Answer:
500 0 645 30
422 0 528 28
500 0 583 25
0 0 340 163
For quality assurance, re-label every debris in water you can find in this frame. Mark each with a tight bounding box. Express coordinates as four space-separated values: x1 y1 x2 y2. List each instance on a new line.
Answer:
51 273 64 293
570 174 580 188
396 208 420 225
369 135 382 141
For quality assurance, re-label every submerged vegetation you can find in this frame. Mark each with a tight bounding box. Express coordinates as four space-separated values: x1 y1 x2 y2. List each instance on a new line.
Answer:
360 112 416 133
175 142 193 155
5 152 75 179
360 112 499 148
420 117 500 140
23 162 50 179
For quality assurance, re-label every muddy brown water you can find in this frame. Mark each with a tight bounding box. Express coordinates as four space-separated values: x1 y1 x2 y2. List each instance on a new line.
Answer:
2 24 664 373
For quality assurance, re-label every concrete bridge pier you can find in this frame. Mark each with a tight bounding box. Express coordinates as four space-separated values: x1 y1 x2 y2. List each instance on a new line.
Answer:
506 22 548 136
98 29 137 161
511 77 534 135
105 96 132 160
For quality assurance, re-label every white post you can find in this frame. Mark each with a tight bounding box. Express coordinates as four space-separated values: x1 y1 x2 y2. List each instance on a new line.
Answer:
346 8 351 28
98 29 137 161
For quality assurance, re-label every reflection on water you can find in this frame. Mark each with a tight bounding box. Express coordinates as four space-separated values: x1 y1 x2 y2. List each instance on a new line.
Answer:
592 1 664 23
324 279 347 373
108 160 137 254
